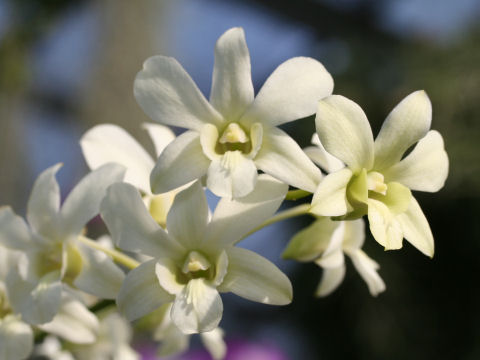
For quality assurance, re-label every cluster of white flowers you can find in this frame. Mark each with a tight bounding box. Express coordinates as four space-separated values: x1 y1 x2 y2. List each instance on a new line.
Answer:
0 27 448 359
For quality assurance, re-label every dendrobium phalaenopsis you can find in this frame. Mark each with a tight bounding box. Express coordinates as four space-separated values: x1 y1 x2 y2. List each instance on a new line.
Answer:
100 175 292 334
80 123 178 227
0 247 101 360
0 163 126 325
71 312 139 360
33 312 140 360
295 132 385 296
134 27 333 199
0 248 33 360
283 218 385 297
310 91 449 256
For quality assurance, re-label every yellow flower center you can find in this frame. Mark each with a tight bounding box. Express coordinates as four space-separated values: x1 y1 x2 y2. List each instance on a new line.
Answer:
34 242 83 286
219 123 248 144
36 244 63 276
216 122 252 154
340 168 412 221
182 251 212 279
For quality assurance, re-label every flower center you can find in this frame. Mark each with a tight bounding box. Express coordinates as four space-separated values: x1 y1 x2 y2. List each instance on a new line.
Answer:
216 123 252 154
367 171 387 195
36 244 63 276
219 123 248 144
200 122 263 161
182 251 212 280
63 244 83 285
35 243 83 286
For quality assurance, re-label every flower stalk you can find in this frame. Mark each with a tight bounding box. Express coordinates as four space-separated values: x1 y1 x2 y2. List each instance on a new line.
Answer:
241 203 312 240
285 189 312 201
78 236 140 270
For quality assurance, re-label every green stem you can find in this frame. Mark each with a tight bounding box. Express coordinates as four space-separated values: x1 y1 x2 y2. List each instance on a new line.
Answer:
285 189 312 201
89 299 115 314
78 236 140 270
241 204 312 240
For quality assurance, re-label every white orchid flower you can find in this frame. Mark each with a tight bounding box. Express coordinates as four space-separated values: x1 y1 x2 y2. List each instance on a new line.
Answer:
36 291 100 344
0 163 126 324
0 314 33 360
0 247 100 360
311 91 449 257
283 218 385 297
303 133 345 174
101 175 292 334
299 133 384 296
71 312 139 360
34 336 75 360
134 27 333 199
154 303 226 360
35 312 139 360
80 123 177 226
0 248 33 360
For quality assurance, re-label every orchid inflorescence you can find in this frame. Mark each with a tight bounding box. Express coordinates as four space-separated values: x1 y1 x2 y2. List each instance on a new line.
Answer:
0 27 448 360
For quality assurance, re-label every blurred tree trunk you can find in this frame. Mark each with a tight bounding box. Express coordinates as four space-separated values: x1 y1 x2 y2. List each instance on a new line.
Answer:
0 38 30 208
0 97 29 208
79 0 168 153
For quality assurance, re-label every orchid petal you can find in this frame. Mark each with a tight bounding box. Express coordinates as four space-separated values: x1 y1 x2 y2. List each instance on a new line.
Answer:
367 199 403 250
80 124 154 193
200 123 220 161
201 328 227 360
310 168 352 217
27 163 61 237
383 130 448 192
396 197 434 257
207 151 258 199
155 257 185 295
369 182 412 216
347 249 385 296
315 265 346 297
0 315 33 360
117 259 174 321
167 181 209 249
6 270 62 325
342 219 366 250
134 56 223 131
210 27 254 120
315 222 346 269
60 163 125 237
171 279 223 334
242 57 333 126
255 127 322 193
207 174 287 248
150 131 210 194
74 243 125 299
283 217 340 262
218 247 292 305
38 294 99 344
316 95 374 171
0 207 32 251
304 134 345 174
374 90 432 170
154 305 190 357
142 123 176 157
101 183 184 259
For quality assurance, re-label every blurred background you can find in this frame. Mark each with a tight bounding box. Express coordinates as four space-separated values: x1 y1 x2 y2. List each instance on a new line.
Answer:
1 0 479 359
